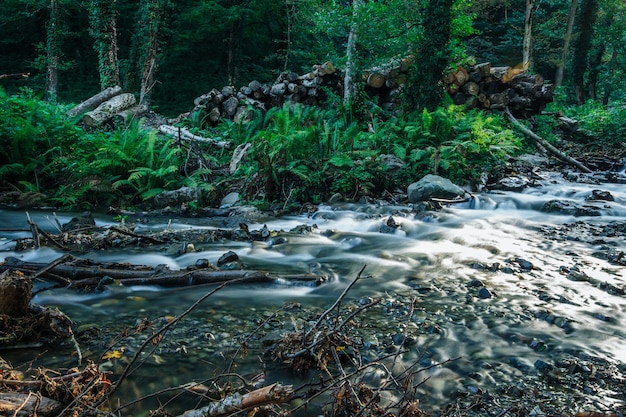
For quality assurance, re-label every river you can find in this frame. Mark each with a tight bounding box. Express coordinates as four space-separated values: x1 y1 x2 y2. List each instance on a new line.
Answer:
1 169 625 416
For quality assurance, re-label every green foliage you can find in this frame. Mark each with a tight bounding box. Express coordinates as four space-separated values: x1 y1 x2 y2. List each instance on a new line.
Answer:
94 120 184 203
566 100 626 144
0 87 105 207
391 105 521 187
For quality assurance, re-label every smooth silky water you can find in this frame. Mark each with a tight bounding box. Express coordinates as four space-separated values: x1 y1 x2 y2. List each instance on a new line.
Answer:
1 173 625 414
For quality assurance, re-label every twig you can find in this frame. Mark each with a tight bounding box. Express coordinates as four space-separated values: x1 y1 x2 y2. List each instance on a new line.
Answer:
305 265 367 338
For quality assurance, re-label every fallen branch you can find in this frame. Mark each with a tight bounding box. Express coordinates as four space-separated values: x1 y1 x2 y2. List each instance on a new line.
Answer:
504 108 592 173
176 383 294 417
66 86 123 118
159 125 232 149
0 257 324 287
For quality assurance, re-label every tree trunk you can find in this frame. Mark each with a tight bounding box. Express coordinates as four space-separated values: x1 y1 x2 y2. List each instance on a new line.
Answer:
82 93 136 126
504 108 592 173
0 270 33 316
572 0 598 105
66 85 123 117
343 0 362 106
45 0 59 103
554 0 578 87
89 0 120 89
522 0 535 69
139 0 161 107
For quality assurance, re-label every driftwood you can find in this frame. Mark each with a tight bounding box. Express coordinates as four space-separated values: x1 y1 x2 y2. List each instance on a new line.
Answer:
158 124 232 148
0 257 325 288
504 108 592 173
66 85 123 118
176 383 294 417
0 392 65 417
82 92 136 127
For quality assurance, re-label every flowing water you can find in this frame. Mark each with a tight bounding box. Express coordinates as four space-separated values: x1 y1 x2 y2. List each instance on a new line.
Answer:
1 170 625 415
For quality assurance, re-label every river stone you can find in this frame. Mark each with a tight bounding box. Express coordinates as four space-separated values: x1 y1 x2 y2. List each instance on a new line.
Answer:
491 176 530 192
220 192 240 208
380 154 405 172
586 189 614 201
541 199 602 217
407 174 466 203
153 186 201 209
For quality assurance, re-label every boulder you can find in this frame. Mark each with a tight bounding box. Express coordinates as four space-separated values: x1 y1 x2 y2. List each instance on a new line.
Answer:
153 187 201 208
407 174 466 203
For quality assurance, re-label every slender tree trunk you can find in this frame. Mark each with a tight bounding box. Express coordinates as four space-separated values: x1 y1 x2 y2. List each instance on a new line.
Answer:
554 0 577 88
572 0 598 105
45 0 59 103
89 0 120 90
283 1 295 71
343 0 362 106
139 0 161 107
522 0 535 68
601 48 618 106
587 44 605 101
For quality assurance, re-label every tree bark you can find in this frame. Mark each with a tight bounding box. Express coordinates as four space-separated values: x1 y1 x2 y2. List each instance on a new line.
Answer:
0 258 325 288
554 0 578 87
0 392 65 417
177 383 293 417
66 85 123 117
89 0 120 89
522 0 535 69
139 0 161 107
82 93 136 126
343 0 362 106
504 108 592 173
158 125 232 148
0 270 33 316
45 0 59 103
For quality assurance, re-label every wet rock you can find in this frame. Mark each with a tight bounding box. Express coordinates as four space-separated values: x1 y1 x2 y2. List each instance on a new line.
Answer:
407 174 466 203
586 189 614 201
62 211 96 232
217 250 238 267
541 199 602 217
153 186 201 209
478 287 493 299
467 278 485 287
491 176 530 192
514 257 534 270
220 192 240 208
380 216 400 234
380 154 405 173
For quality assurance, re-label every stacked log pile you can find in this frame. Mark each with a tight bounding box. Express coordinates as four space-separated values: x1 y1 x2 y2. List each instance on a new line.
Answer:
443 62 554 116
190 59 552 124
191 61 342 125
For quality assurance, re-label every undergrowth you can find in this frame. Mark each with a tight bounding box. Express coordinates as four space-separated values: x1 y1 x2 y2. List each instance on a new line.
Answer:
7 86 615 211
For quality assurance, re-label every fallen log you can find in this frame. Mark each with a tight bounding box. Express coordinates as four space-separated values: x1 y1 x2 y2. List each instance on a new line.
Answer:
504 108 592 173
82 93 136 127
66 85 123 118
176 383 294 417
0 392 65 417
0 257 326 287
158 125 232 148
